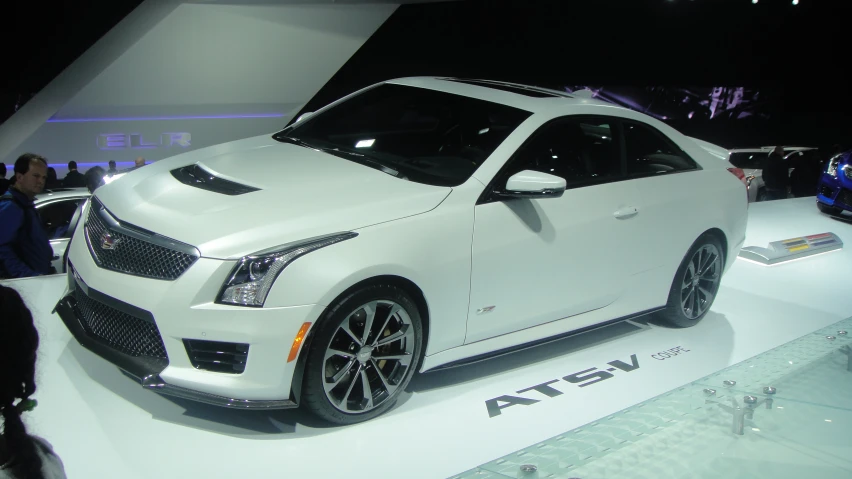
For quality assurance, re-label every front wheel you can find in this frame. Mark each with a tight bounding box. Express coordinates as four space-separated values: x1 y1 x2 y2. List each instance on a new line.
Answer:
817 201 842 217
653 235 724 328
301 284 423 425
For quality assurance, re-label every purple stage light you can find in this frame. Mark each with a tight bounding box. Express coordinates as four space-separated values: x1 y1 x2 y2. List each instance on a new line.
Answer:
48 162 136 168
46 113 286 123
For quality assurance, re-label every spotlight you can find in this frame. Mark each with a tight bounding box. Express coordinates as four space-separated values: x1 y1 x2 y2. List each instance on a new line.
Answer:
752 0 758 3
792 0 799 4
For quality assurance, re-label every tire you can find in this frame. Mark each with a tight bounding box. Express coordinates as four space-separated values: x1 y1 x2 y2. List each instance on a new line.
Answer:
653 234 725 328
817 201 842 217
302 284 423 425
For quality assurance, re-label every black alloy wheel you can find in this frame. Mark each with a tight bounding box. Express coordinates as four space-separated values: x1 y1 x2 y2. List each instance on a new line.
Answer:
654 234 724 328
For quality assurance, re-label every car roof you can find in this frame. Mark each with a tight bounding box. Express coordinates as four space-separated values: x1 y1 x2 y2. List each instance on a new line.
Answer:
385 77 626 114
35 187 91 203
730 146 816 153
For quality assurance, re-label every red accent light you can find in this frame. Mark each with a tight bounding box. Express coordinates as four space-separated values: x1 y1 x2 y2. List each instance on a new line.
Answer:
728 167 746 182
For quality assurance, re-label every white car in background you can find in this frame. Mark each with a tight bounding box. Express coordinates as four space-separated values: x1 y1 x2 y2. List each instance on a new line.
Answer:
57 77 748 425
728 146 817 202
34 188 90 273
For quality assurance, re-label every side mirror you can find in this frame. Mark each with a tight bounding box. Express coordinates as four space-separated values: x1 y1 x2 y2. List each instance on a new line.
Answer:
295 111 314 123
498 170 566 199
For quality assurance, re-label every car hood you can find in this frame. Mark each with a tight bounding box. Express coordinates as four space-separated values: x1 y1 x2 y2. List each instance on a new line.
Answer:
94 134 451 259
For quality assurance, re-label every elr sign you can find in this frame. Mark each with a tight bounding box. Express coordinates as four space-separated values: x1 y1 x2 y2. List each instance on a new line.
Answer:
97 133 191 150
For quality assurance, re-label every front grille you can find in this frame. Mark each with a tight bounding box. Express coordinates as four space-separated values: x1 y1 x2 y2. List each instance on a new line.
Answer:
183 339 249 374
73 288 167 359
86 199 198 280
838 188 852 207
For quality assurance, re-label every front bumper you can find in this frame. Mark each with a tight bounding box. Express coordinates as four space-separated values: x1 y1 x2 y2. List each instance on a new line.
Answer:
817 174 852 212
59 228 326 409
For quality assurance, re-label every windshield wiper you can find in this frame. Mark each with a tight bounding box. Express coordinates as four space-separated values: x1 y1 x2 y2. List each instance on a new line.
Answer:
275 135 400 178
324 148 401 178
274 135 315 149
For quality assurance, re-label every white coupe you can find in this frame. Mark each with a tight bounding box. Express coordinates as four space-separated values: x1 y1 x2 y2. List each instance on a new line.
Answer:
57 77 748 424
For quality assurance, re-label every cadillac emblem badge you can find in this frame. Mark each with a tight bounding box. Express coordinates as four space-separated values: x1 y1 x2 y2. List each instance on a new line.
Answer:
100 232 121 250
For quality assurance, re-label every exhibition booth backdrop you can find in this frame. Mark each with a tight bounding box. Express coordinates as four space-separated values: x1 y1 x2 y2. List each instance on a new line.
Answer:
0 0 400 177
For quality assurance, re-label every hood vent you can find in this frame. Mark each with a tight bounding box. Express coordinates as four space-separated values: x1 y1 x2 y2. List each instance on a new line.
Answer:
170 164 260 196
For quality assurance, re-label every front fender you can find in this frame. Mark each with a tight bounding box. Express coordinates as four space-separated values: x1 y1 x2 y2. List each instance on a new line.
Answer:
263 197 476 356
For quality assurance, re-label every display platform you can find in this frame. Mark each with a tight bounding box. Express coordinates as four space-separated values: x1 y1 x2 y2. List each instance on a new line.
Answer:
5 197 852 479
457 316 852 479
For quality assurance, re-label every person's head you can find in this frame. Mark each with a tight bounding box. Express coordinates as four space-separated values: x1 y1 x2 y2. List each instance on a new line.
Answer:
67 161 77 171
13 153 47 199
773 146 784 157
0 162 6 178
84 166 106 193
0 285 43 478
134 157 145 167
46 167 57 183
108 160 116 170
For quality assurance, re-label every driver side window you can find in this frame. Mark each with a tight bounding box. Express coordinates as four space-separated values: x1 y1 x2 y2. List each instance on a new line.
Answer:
506 117 623 188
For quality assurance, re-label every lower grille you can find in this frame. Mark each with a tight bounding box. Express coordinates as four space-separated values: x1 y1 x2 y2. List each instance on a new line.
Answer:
74 288 168 359
838 188 852 208
819 185 836 199
183 339 249 374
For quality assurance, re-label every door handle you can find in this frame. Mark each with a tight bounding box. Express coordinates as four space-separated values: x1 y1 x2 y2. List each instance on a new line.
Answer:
614 206 639 219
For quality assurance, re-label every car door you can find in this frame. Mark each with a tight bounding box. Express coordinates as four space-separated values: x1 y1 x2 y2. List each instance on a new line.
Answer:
36 197 87 273
465 116 644 344
618 119 707 288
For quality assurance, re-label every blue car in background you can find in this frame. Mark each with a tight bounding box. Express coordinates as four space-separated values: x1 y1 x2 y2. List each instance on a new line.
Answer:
817 151 852 216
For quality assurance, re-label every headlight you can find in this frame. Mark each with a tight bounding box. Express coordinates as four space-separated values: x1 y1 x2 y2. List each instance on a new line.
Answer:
827 155 841 177
217 232 357 307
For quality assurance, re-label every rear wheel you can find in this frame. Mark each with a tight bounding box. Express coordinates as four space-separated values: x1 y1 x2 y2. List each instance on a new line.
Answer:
653 234 724 328
302 284 423 425
817 201 842 217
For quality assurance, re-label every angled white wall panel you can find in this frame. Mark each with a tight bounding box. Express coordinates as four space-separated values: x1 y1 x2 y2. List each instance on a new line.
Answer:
0 1 397 176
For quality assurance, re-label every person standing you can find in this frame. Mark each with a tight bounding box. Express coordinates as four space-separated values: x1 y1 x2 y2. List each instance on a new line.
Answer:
60 161 85 188
761 146 789 201
0 163 9 195
0 284 68 478
106 160 118 177
0 154 54 279
44 168 61 190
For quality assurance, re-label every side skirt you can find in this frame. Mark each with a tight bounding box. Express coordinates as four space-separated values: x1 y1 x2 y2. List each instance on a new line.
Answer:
425 307 664 372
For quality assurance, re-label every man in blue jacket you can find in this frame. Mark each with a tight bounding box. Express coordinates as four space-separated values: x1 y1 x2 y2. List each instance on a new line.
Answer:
0 153 54 279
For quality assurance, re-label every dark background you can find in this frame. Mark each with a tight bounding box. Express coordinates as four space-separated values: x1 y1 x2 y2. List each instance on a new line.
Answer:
2 0 849 149
0 0 142 123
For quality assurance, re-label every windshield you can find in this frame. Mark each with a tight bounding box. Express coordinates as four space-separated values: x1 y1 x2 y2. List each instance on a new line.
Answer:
274 83 532 187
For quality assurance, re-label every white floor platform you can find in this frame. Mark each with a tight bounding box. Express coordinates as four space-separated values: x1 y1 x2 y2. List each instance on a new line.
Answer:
5 197 852 479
